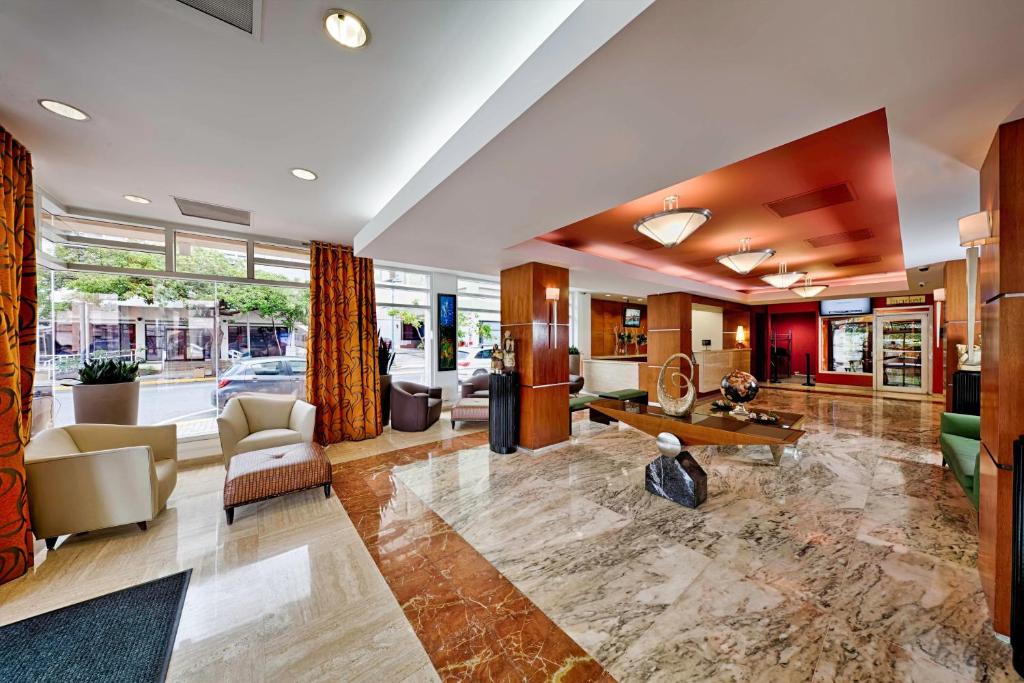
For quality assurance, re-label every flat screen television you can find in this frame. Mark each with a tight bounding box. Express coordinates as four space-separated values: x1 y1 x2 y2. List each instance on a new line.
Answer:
624 306 642 327
819 297 873 317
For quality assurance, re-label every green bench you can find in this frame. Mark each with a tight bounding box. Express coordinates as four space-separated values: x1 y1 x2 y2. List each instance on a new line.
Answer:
598 389 648 404
939 412 980 509
570 395 598 412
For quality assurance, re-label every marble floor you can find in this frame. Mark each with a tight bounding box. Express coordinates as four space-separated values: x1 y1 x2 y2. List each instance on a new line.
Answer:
1 391 1014 681
372 390 1013 681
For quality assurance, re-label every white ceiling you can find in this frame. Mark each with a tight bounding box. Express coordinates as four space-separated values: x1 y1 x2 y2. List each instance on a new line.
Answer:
0 0 643 240
5 0 1024 305
356 0 1024 301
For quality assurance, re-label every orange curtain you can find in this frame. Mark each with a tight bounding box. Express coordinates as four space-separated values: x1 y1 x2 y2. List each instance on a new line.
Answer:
307 242 381 443
0 126 37 585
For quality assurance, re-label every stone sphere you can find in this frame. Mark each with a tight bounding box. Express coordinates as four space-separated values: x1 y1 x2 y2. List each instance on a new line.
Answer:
720 370 759 404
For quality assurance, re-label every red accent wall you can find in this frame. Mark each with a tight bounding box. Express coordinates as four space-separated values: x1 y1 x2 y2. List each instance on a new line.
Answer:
765 295 941 392
770 312 817 377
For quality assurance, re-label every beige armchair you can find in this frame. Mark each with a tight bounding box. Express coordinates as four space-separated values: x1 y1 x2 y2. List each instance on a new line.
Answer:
217 395 316 465
25 424 178 549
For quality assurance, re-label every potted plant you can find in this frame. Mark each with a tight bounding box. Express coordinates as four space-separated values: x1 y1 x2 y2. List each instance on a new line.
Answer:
378 335 396 426
568 345 581 375
71 358 141 425
636 330 648 355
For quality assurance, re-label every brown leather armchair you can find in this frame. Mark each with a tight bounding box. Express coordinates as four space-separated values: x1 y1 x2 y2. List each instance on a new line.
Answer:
459 374 490 399
569 374 584 396
391 381 443 431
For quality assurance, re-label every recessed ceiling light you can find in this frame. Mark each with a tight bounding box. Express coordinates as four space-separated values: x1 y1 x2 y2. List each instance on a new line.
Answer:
291 168 318 181
38 99 89 121
123 194 151 204
324 9 369 49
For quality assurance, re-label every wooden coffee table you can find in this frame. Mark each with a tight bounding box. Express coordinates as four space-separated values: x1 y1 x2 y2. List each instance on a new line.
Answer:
223 442 331 524
589 399 805 466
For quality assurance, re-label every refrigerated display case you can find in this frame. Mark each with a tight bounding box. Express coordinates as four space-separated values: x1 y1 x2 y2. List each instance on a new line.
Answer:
875 313 928 393
820 315 873 375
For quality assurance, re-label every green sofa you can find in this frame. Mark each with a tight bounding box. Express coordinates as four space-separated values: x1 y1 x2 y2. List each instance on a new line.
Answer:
939 412 981 509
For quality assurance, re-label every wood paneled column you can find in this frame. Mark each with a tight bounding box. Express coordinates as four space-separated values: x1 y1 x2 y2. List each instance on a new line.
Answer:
942 258 981 411
978 115 1024 635
643 293 693 400
500 262 569 450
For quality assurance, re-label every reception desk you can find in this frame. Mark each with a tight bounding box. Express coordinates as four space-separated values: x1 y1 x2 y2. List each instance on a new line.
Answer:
693 349 751 393
582 357 645 394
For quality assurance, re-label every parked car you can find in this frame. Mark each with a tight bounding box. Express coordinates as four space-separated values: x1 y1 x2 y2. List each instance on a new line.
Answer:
212 357 306 408
458 346 493 379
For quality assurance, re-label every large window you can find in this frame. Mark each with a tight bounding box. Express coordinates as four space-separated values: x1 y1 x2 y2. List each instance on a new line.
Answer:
375 267 430 384
36 211 309 439
456 277 500 380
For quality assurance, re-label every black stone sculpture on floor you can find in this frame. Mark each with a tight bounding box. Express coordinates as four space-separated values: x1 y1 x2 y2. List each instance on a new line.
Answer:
644 433 707 508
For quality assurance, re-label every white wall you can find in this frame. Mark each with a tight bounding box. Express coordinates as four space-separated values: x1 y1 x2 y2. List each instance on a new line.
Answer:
430 272 459 403
691 304 724 351
573 291 592 359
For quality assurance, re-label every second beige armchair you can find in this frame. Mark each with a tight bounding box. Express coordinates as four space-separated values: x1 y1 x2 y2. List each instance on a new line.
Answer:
217 394 316 465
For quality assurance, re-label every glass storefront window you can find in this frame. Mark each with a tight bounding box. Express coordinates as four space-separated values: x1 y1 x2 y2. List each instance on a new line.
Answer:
175 232 247 277
376 267 430 385
254 242 310 283
820 315 873 374
35 272 308 439
457 277 500 356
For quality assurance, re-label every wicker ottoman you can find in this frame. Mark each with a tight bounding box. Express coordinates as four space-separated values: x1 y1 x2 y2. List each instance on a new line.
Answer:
223 442 331 524
451 397 489 429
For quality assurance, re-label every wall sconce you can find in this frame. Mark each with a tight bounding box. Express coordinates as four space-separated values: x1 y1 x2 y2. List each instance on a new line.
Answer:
959 210 994 365
546 287 560 348
735 325 746 349
933 287 946 346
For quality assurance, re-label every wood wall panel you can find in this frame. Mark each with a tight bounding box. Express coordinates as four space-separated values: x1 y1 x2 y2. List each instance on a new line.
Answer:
942 258 982 411
519 384 569 450
645 293 693 403
976 116 1024 636
500 262 570 450
723 309 752 349
590 300 647 357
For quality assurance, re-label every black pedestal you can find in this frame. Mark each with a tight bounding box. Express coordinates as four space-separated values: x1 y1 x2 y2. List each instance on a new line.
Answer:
489 373 519 454
644 432 707 508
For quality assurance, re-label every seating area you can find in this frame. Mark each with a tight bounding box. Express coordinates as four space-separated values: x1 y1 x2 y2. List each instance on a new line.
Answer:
2 3 1024 681
940 412 982 509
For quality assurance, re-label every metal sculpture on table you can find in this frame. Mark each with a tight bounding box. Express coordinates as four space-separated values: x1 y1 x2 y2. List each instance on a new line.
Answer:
656 352 696 417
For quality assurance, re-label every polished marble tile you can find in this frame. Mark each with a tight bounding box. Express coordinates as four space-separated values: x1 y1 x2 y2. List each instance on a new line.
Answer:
380 388 1012 681
0 465 437 683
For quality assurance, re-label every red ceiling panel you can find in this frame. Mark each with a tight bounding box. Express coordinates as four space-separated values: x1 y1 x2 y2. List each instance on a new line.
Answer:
537 109 905 291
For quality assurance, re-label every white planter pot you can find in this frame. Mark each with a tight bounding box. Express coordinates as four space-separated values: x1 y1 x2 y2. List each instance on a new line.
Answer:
569 354 581 375
72 381 140 425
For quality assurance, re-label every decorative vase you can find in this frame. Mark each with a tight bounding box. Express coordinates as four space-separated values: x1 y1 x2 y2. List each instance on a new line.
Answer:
720 370 759 418
568 353 580 375
380 374 392 426
72 380 140 425
656 353 696 417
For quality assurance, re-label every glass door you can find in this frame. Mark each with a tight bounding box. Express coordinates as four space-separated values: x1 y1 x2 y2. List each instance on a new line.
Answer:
874 313 929 393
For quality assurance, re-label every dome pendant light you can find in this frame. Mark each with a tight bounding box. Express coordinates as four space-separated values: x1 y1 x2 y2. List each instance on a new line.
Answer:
760 262 807 289
634 195 711 248
790 274 828 298
715 237 775 275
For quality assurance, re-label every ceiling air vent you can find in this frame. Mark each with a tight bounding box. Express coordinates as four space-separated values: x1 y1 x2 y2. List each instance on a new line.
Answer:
175 0 259 35
174 196 251 226
623 236 664 251
806 228 874 249
834 255 882 267
764 182 856 218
